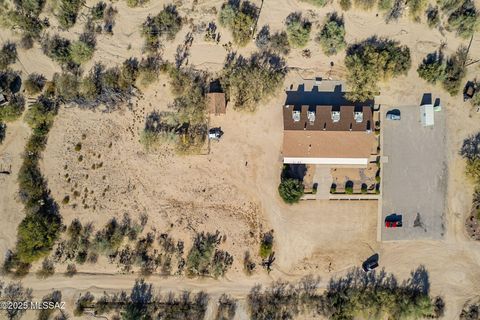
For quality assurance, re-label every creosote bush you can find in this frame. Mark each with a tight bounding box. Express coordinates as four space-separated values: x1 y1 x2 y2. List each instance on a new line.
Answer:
219 0 258 47
417 51 445 84
442 46 467 96
56 0 85 29
24 73 46 95
142 4 182 52
0 42 17 70
14 96 62 265
285 12 311 48
446 0 478 39
316 13 346 56
186 231 233 278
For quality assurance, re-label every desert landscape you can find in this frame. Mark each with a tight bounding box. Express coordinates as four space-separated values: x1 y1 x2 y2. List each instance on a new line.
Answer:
0 0 480 319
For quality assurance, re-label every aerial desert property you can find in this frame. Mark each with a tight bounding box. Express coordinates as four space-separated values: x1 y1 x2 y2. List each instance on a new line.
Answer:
0 0 480 318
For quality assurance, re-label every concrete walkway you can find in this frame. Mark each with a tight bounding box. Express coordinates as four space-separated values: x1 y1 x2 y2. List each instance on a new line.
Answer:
313 166 332 199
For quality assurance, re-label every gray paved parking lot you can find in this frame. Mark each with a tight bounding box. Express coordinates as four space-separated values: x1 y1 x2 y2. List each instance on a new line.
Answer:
381 105 447 241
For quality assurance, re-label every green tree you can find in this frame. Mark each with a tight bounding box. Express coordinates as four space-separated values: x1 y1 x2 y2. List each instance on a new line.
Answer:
285 12 311 48
345 38 411 101
218 1 258 47
69 40 95 64
442 46 467 95
221 51 286 111
408 0 428 20
417 51 445 84
447 0 478 39
0 94 25 122
278 178 304 204
141 4 182 51
56 0 85 29
317 14 346 56
0 42 17 70
24 73 46 95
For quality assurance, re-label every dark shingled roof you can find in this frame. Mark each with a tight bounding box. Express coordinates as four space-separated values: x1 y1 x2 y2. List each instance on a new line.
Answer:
283 105 373 132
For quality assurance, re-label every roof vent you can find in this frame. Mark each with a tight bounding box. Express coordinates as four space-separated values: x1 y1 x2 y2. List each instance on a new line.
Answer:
354 111 363 123
292 110 301 122
307 110 315 124
331 111 341 123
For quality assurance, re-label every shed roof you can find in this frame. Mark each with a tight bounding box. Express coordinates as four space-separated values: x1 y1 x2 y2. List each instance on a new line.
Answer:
207 92 226 115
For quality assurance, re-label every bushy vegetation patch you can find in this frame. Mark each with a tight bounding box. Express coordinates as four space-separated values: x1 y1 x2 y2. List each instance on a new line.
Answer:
0 42 17 70
461 132 480 185
278 165 304 204
445 0 478 39
215 294 237 320
142 64 208 153
285 12 311 48
417 46 467 96
426 5 441 28
408 0 428 20
142 4 183 52
0 93 25 122
259 231 274 258
24 73 46 95
316 13 346 56
247 267 443 320
442 46 467 96
93 280 208 318
186 231 233 278
219 0 258 47
255 25 291 55
0 70 24 122
0 281 33 320
13 96 62 265
1 0 48 47
221 51 286 111
417 50 445 84
344 37 411 101
55 0 85 29
74 279 209 319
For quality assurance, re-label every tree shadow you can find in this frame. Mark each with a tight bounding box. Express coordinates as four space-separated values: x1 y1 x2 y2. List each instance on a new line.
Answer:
282 164 307 181
285 84 374 107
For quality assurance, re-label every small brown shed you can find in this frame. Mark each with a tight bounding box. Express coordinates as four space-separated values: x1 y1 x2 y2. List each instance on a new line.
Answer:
207 92 226 115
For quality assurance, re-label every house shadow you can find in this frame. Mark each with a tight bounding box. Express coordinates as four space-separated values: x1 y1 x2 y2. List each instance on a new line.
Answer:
282 164 307 181
285 84 374 107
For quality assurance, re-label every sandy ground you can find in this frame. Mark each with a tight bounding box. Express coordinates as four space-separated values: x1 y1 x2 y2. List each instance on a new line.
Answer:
0 0 479 319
